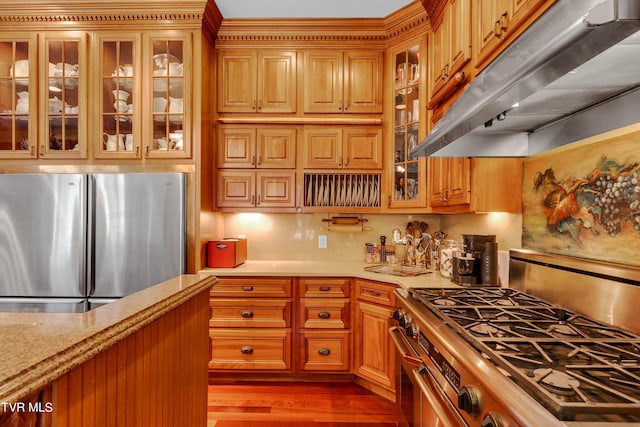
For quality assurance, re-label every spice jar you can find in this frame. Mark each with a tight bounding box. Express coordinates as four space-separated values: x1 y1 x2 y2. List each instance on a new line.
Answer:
439 239 462 278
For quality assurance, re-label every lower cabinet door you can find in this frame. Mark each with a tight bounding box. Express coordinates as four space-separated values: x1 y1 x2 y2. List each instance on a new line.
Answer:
299 330 350 371
209 328 291 370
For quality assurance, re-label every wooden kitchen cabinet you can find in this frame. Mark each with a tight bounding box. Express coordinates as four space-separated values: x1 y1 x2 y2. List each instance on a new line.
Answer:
354 279 396 397
303 50 383 114
429 157 523 212
93 31 192 159
209 277 293 371
474 0 554 71
217 49 297 113
388 40 428 209
217 125 296 169
429 157 471 209
427 0 471 111
216 170 296 209
302 125 382 169
0 32 88 159
298 278 350 372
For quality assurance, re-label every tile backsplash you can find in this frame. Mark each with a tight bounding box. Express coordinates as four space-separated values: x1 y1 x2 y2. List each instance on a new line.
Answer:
217 212 522 262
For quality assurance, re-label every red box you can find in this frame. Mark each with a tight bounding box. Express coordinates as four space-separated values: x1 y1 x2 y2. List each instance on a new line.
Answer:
207 239 247 268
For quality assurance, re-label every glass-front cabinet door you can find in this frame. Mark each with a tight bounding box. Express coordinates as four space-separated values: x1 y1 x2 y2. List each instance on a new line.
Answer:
390 42 426 208
41 33 87 158
0 35 36 158
96 34 141 158
145 33 191 159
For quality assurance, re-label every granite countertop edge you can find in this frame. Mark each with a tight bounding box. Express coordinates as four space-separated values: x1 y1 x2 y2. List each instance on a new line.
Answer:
0 274 217 408
200 260 459 289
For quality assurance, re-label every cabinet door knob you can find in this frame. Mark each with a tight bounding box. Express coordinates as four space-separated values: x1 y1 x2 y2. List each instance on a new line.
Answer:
318 311 331 319
317 347 331 356
240 346 254 355
241 310 254 318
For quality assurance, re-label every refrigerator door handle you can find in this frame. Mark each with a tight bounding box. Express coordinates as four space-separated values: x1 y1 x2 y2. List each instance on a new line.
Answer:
87 174 96 297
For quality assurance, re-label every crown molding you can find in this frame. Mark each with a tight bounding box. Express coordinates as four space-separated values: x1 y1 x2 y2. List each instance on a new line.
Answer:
0 1 207 24
384 1 429 42
215 18 388 45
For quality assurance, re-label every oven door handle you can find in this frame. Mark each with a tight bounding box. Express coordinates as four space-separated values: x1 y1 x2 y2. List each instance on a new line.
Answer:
413 366 469 427
389 326 423 366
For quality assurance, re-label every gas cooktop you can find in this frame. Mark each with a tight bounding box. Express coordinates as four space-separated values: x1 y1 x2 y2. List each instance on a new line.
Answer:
409 287 640 422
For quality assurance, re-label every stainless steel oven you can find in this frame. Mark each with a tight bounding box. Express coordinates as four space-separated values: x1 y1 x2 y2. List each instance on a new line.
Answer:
391 325 467 427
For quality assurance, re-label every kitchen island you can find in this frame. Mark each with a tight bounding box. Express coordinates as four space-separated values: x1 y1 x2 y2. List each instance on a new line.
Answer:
0 274 216 426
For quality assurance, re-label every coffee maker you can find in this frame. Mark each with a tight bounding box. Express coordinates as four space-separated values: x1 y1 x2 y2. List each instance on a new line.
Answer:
453 234 499 286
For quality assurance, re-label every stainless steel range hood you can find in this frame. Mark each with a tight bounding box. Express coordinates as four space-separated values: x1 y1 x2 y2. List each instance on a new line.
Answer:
411 0 640 158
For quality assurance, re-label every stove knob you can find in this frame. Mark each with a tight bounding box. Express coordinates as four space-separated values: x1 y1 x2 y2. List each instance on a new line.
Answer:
457 385 481 417
481 412 503 427
405 322 418 338
399 314 409 328
392 308 403 321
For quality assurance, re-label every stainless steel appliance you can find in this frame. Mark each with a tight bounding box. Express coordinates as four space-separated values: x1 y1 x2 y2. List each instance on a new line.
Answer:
391 249 640 426
0 173 186 312
0 174 87 312
411 0 640 158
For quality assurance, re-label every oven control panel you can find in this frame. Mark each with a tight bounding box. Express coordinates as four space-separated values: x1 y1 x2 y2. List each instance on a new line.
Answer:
418 333 461 393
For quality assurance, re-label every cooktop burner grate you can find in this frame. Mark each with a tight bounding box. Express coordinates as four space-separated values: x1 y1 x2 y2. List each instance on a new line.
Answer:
409 287 640 421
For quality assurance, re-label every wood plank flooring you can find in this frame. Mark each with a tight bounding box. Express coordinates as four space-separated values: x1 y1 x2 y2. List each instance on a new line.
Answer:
208 382 398 426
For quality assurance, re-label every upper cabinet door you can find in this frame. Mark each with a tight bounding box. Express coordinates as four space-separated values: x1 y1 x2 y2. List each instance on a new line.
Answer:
344 51 383 114
145 33 192 159
40 33 88 159
302 126 342 168
342 127 382 169
0 34 37 159
258 51 297 113
217 50 258 113
304 50 343 113
95 33 141 159
256 127 296 169
304 50 382 114
218 49 297 113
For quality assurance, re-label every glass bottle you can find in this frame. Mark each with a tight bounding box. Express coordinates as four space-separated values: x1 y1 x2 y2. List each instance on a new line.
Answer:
439 239 462 278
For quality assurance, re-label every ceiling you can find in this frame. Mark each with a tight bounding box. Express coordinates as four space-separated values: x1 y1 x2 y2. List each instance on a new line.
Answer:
214 0 415 19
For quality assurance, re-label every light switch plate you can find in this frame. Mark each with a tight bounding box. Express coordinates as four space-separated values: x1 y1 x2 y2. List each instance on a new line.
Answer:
318 234 328 249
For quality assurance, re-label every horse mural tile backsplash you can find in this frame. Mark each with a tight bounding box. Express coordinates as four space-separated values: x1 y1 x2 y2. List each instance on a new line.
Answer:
523 122 640 266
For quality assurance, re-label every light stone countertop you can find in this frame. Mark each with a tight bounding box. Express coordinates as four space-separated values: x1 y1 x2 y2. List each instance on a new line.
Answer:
0 274 216 409
200 260 459 289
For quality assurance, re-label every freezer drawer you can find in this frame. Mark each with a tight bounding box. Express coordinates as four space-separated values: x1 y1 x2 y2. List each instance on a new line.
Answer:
0 297 87 313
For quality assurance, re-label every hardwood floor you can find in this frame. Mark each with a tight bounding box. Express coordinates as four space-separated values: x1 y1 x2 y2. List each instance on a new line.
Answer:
208 382 398 426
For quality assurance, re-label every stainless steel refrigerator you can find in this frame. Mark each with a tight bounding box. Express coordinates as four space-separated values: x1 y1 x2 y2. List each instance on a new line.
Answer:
0 173 186 312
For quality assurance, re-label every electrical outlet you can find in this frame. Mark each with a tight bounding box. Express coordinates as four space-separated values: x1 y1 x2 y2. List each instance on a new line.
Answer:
318 234 328 249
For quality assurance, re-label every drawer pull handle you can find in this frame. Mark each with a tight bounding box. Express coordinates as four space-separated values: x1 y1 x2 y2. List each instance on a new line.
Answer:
319 286 331 292
241 310 254 318
241 286 254 292
318 311 331 319
318 347 331 356
368 290 382 297
240 346 254 355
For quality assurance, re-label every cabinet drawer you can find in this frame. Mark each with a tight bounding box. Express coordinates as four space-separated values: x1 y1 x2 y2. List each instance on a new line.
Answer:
355 279 396 307
298 299 349 329
210 298 291 328
299 330 350 371
209 328 291 370
211 277 292 297
299 278 350 298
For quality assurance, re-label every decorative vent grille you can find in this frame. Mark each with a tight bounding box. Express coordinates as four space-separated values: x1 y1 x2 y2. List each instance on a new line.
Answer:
304 173 381 208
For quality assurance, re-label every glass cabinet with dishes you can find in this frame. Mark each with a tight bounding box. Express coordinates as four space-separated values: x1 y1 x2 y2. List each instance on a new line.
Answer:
0 32 87 159
0 35 35 158
389 42 426 208
41 34 87 158
147 34 190 159
94 32 191 159
96 34 140 158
